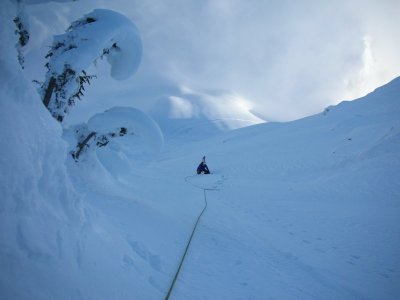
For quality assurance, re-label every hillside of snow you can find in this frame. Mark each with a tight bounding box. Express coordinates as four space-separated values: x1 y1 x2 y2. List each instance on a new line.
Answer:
135 76 400 300
1 1 400 299
152 77 400 300
64 75 400 300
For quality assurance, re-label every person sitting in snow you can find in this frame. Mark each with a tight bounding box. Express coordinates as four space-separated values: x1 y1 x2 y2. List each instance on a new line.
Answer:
197 156 210 174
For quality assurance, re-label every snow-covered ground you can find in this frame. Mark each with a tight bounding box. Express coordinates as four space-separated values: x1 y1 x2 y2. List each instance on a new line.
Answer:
134 76 400 300
63 74 400 300
1 1 400 299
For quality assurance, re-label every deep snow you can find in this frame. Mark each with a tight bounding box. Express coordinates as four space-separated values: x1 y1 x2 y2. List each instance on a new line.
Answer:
144 76 400 300
1 1 400 299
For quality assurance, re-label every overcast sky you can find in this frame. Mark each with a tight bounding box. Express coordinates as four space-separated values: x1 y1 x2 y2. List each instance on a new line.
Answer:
25 0 400 122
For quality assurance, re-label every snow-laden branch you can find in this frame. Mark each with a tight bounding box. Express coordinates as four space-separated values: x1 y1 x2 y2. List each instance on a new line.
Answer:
11 1 79 68
71 107 163 161
40 9 142 122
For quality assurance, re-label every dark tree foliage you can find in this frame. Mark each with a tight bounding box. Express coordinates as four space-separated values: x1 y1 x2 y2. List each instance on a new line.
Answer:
13 15 29 68
41 64 96 122
72 127 130 160
41 16 100 122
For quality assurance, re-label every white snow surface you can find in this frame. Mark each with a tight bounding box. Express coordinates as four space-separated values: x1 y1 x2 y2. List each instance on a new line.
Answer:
1 1 400 299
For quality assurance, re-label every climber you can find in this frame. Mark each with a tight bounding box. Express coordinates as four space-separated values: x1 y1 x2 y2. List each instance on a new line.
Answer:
197 156 210 174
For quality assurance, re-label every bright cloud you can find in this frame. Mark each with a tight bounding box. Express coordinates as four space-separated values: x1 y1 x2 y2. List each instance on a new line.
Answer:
23 0 400 123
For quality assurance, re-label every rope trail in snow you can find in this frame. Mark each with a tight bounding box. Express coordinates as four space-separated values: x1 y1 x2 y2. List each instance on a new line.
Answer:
164 175 219 300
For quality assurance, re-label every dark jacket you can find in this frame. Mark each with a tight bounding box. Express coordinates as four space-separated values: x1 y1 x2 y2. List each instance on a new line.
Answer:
197 162 210 174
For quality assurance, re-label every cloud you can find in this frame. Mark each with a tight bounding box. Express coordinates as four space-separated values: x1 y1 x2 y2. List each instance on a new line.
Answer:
116 0 399 121
343 0 400 100
23 0 400 123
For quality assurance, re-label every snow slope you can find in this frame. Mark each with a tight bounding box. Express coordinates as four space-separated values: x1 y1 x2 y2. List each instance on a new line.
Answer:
142 76 400 300
68 76 400 299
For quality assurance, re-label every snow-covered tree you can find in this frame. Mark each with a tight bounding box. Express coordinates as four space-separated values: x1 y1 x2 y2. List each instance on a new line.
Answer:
12 1 81 68
69 107 164 161
39 9 142 122
12 1 30 68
